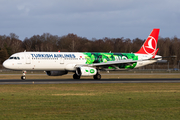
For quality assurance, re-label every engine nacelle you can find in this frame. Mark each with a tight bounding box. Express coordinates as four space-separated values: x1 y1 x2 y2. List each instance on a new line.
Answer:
46 71 68 76
76 67 97 76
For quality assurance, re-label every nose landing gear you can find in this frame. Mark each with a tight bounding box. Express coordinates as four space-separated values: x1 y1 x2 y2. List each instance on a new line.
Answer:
21 71 26 80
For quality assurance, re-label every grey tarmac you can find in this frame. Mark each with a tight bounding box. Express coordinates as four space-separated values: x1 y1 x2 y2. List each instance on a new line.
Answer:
0 78 180 84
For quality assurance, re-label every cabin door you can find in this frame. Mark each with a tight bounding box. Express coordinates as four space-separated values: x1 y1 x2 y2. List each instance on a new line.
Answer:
25 54 31 64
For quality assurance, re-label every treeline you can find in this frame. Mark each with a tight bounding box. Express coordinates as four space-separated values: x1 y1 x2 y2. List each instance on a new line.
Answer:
0 33 180 66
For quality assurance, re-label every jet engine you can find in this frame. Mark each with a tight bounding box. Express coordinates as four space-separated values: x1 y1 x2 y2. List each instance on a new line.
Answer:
76 67 97 76
46 71 68 76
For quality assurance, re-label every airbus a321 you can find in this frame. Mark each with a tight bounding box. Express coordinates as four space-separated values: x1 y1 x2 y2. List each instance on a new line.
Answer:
3 29 162 80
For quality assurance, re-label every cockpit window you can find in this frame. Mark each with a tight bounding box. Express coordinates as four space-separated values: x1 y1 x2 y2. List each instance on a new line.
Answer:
9 57 20 60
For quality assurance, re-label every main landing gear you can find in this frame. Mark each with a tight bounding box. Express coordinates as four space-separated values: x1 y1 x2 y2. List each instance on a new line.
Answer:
93 73 101 80
73 73 81 79
21 71 26 80
73 73 101 80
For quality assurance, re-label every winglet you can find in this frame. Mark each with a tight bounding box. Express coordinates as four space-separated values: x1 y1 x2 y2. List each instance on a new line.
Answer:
136 29 160 55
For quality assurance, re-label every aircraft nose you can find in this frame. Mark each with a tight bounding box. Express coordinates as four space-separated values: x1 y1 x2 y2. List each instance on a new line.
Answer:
3 60 9 69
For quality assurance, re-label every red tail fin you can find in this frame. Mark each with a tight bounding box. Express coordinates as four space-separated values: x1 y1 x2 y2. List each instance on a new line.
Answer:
152 48 159 58
136 29 160 55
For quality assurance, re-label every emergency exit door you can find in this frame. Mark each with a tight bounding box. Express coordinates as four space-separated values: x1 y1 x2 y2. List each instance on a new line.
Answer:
60 57 64 64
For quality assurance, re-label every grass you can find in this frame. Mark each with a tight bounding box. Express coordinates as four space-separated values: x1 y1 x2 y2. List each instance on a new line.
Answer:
0 83 180 119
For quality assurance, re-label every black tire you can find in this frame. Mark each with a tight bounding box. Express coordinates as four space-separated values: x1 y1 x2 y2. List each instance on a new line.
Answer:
21 76 26 80
93 74 101 80
73 74 80 79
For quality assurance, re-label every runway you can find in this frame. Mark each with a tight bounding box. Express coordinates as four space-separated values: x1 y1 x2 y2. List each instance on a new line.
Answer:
0 78 180 84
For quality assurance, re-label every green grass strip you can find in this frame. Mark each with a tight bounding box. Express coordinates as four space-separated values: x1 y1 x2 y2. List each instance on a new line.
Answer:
0 83 180 119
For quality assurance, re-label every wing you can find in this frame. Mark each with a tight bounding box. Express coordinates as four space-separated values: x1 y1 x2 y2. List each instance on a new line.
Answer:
76 59 145 70
87 59 138 67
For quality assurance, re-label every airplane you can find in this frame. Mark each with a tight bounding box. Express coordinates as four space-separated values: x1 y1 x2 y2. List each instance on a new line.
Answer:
3 29 162 80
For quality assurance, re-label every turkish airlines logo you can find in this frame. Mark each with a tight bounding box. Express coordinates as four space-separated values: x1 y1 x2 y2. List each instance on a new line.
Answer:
143 36 157 55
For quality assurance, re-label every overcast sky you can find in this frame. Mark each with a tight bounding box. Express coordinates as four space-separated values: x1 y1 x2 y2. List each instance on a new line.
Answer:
0 0 180 40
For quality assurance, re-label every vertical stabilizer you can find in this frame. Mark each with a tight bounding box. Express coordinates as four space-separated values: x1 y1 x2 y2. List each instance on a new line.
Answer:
136 29 160 55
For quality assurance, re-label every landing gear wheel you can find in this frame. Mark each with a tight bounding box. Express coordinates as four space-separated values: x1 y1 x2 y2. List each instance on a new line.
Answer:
93 74 101 80
73 74 81 79
21 76 26 80
21 71 26 80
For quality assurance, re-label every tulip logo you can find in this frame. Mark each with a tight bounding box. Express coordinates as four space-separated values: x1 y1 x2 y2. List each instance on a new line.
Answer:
143 36 157 55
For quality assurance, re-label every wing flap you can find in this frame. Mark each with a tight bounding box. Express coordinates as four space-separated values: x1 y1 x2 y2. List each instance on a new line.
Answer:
88 59 137 67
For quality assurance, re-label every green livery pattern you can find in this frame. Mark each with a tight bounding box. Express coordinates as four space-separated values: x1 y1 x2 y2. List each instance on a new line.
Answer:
83 52 138 69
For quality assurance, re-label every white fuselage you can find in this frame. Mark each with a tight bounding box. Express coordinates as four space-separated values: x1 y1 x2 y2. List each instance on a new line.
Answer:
3 52 87 71
3 52 161 71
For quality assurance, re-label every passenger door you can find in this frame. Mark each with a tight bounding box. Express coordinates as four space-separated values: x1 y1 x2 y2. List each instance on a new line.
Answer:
25 54 31 64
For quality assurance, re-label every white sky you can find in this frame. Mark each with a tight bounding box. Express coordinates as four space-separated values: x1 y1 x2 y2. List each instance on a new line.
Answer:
0 0 180 40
